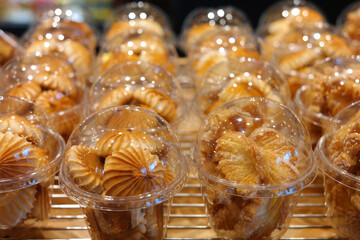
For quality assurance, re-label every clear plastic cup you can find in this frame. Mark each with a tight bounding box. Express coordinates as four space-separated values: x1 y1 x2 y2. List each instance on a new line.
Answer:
59 105 188 240
96 31 177 77
180 6 253 54
316 101 360 239
294 56 360 147
337 1 360 54
89 61 186 130
0 53 88 140
193 97 316 239
0 95 65 238
104 1 174 43
193 57 291 119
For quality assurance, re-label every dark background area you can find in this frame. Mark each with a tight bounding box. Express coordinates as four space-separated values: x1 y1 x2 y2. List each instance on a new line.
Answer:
1 0 358 37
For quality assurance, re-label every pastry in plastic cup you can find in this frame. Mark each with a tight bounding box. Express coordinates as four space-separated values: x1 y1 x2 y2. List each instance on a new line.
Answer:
337 1 360 54
294 56 360 147
0 30 18 66
96 31 177 77
0 95 65 238
59 105 188 240
1 53 88 140
89 61 186 130
104 1 174 42
257 0 326 45
315 101 360 239
180 6 253 54
192 97 316 239
193 57 291 119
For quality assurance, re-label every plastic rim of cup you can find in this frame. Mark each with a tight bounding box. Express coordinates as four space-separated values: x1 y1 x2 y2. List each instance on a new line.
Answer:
59 105 188 210
192 97 317 198
0 95 65 193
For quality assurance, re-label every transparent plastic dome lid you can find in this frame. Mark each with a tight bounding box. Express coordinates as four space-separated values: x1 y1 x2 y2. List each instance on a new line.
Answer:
317 101 360 190
257 0 326 38
337 1 360 41
60 105 188 210
0 95 65 192
180 6 253 52
193 58 291 117
104 1 173 42
193 97 316 197
90 61 185 127
96 31 177 76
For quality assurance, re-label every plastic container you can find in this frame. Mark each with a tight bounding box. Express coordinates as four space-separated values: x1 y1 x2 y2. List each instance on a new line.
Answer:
316 101 360 239
104 1 174 43
192 97 316 240
180 6 253 54
59 105 188 240
337 1 360 54
0 30 19 66
193 57 291 118
0 95 65 238
0 53 88 140
96 31 177 77
294 56 360 147
89 61 186 130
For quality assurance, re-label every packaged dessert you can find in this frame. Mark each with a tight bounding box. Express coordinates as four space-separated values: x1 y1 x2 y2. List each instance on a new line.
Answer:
1 53 87 140
0 30 19 66
89 61 185 129
186 25 260 89
316 101 360 239
104 1 174 42
270 23 354 97
193 57 291 118
180 6 253 54
0 95 65 238
28 3 97 52
294 56 360 147
96 31 177 77
59 105 188 240
193 97 316 239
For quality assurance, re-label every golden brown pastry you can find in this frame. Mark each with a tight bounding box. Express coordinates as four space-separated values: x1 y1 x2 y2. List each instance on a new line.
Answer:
0 35 15 66
133 87 177 122
94 129 157 158
0 131 42 178
343 7 360 42
106 110 158 130
279 48 321 72
65 145 103 193
35 90 76 113
106 19 165 41
96 86 134 111
7 82 42 102
0 187 37 227
314 33 354 57
102 146 173 196
34 71 77 98
185 23 216 48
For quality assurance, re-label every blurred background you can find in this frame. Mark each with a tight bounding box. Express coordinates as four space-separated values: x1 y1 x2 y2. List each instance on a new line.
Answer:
0 0 357 37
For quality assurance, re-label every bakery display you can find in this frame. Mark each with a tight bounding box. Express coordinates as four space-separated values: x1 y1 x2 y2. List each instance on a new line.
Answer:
316 101 360 239
1 54 87 140
194 58 290 117
294 56 360 147
0 95 64 238
89 61 185 128
193 97 316 239
59 105 188 240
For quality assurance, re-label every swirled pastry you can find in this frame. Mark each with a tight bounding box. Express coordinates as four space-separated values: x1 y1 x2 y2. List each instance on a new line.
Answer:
35 90 76 113
7 81 42 102
0 114 43 146
315 33 353 57
185 23 216 48
34 71 77 98
96 86 134 111
95 129 157 157
133 87 177 122
0 131 42 178
279 48 321 72
0 187 37 227
66 145 103 193
102 146 173 196
107 110 158 130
